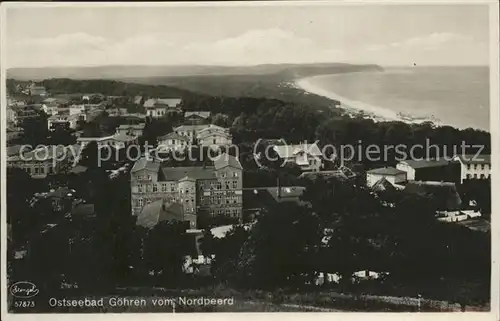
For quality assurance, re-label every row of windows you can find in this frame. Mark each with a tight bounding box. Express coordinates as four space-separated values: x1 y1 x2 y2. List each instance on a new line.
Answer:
209 180 239 190
201 195 241 206
466 173 490 179
24 166 53 175
218 172 239 178
137 180 240 193
209 208 240 217
466 164 489 170
136 174 152 181
162 139 187 146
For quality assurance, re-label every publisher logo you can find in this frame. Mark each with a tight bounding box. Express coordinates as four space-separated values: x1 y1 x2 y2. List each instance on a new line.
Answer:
10 281 39 298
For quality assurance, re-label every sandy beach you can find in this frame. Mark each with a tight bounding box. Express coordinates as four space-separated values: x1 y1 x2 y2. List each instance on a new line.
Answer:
294 75 433 125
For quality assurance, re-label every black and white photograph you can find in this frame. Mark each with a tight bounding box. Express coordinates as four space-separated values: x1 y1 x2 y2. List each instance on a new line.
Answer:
1 1 499 317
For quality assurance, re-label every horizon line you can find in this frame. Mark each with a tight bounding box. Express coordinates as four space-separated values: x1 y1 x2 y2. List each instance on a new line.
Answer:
6 63 489 70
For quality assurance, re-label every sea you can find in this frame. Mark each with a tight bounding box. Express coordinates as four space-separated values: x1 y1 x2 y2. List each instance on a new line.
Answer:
296 66 490 131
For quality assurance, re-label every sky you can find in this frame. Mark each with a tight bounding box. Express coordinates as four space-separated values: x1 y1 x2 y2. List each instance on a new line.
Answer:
3 4 490 68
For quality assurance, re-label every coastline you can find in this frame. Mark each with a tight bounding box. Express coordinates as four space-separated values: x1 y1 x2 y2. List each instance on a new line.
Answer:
294 74 440 126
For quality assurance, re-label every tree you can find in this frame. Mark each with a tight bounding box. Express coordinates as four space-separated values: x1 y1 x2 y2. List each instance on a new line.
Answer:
142 221 191 285
79 141 100 169
235 203 322 289
212 113 230 127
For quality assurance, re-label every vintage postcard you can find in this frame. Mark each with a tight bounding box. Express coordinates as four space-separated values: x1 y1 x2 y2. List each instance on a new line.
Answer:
1 1 499 320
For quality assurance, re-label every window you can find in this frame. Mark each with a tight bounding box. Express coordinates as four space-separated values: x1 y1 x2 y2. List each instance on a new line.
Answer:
40 167 45 174
481 164 485 170
232 209 239 216
216 182 222 190
216 195 222 204
466 174 471 179
467 164 471 170
34 167 39 174
161 183 168 192
225 181 230 189
171 140 175 145
232 180 238 189
138 184 144 192
474 164 478 170
153 184 158 192
474 174 478 179
170 185 175 192
213 139 216 144
147 175 152 180
480 174 485 179
185 189 189 194
137 199 144 207
220 172 226 178
225 209 231 215
232 172 238 178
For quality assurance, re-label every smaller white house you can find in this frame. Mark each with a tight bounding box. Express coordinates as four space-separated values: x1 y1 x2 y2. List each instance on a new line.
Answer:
273 142 323 172
77 133 137 150
47 114 82 131
69 104 86 116
173 124 213 144
452 154 491 183
144 98 182 118
42 104 60 116
366 167 407 188
157 132 190 152
184 111 211 124
115 123 145 137
197 125 232 148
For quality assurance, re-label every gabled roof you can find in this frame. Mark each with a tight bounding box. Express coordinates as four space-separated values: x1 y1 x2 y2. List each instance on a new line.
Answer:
136 200 184 229
299 170 348 180
117 123 145 130
156 98 182 107
367 167 406 176
69 165 88 174
273 142 322 158
131 158 161 173
453 154 491 165
197 125 231 139
112 132 137 142
174 124 211 132
399 159 451 169
185 111 211 119
144 98 182 108
371 177 397 193
213 153 243 170
47 187 74 199
159 166 216 181
42 97 68 105
143 99 157 108
158 132 190 141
